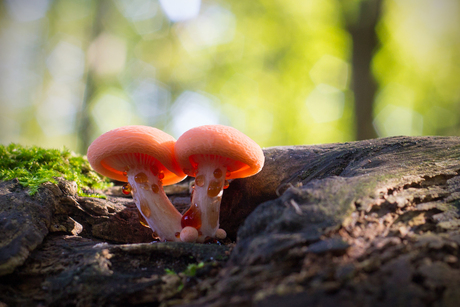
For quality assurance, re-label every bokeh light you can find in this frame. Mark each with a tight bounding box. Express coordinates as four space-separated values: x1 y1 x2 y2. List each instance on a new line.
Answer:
159 0 201 22
167 90 222 138
0 0 459 153
5 0 50 22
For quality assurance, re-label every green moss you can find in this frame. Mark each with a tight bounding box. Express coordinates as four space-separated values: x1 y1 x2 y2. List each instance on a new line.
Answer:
164 262 206 277
182 262 205 277
0 143 111 196
164 268 177 275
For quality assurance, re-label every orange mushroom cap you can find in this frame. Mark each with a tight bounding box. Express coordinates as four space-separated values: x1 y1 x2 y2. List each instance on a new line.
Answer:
174 125 264 179
87 125 186 185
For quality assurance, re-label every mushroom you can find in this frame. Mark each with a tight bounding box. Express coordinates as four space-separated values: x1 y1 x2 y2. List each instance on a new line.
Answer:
87 125 186 242
180 226 199 243
175 125 264 241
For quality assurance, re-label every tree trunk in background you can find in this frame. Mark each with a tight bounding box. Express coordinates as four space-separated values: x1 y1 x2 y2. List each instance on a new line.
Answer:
77 0 106 154
349 0 382 140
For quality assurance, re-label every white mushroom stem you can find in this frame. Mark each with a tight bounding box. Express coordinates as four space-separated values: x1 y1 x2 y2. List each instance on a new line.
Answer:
186 158 227 241
127 167 182 242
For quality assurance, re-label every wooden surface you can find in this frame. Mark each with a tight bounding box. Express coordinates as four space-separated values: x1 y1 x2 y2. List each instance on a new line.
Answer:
2 136 460 306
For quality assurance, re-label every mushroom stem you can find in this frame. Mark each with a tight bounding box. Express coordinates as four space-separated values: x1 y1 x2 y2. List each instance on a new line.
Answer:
182 157 227 241
127 167 182 242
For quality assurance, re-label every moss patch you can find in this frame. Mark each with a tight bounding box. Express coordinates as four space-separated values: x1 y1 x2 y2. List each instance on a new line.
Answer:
0 143 111 196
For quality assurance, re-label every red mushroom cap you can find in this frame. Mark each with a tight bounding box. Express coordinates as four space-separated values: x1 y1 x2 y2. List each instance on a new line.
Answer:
174 125 264 179
87 125 186 185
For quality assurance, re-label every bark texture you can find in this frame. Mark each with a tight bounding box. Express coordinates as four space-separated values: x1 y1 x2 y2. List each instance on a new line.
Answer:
2 136 460 306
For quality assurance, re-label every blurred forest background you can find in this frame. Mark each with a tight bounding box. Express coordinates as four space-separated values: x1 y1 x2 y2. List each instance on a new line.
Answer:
0 0 459 154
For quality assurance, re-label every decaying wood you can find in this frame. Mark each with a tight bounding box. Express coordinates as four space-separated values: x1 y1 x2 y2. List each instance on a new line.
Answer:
2 136 460 306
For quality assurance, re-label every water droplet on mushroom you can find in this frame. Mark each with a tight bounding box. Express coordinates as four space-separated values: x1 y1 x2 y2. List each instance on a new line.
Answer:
135 172 148 183
207 180 223 197
122 183 132 195
223 180 229 189
151 184 159 193
137 210 150 228
195 175 205 187
181 204 202 229
213 168 223 179
140 199 151 218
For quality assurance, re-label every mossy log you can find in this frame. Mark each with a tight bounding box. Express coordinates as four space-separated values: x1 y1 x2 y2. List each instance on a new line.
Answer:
2 136 460 306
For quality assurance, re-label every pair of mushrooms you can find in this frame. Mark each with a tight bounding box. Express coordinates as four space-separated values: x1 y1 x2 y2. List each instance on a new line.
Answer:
87 125 264 243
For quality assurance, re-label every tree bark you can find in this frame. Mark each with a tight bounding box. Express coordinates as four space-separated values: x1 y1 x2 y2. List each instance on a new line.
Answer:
349 0 381 140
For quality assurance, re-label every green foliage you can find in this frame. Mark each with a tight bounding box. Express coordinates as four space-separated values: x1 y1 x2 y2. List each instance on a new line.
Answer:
163 262 207 292
182 262 205 277
164 262 205 277
0 143 111 196
164 268 176 275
